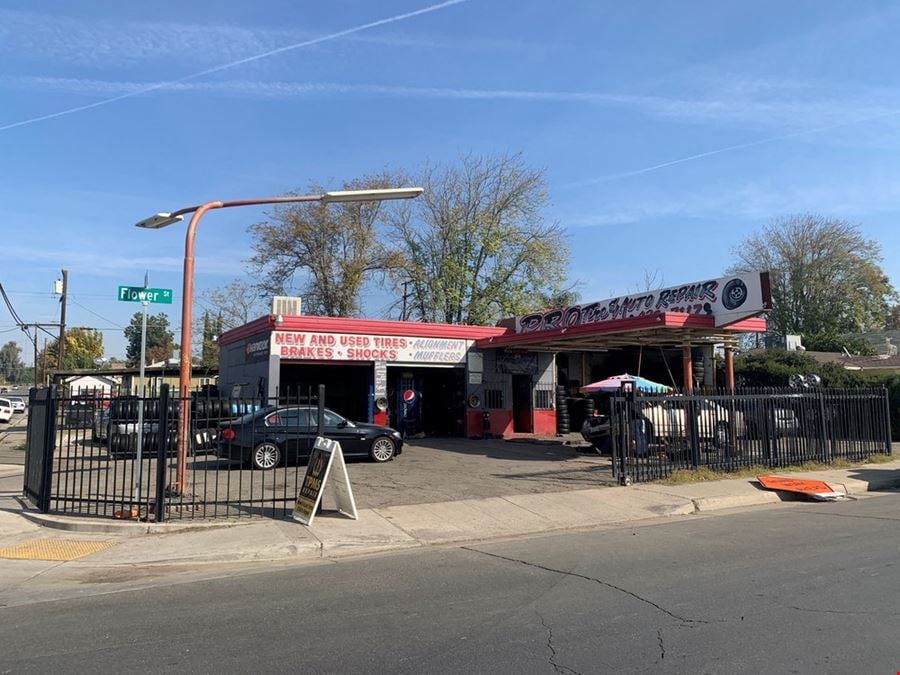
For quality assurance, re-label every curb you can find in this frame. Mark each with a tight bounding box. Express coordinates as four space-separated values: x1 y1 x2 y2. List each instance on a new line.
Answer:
19 510 254 536
4 465 898 568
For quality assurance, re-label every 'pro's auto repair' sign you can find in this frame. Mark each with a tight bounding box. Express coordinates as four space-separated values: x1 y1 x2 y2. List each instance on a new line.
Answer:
272 331 469 364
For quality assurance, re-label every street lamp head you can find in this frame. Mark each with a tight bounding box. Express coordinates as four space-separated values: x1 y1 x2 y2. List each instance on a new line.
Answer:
322 187 424 203
135 213 185 229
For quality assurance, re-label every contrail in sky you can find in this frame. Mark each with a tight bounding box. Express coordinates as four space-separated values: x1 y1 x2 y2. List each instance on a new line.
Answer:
566 107 900 187
0 0 469 132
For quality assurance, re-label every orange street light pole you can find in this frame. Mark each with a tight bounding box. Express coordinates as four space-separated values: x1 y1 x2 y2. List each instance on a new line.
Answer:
135 187 423 494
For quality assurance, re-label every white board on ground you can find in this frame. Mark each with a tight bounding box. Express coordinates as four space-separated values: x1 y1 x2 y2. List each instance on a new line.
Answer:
292 436 358 526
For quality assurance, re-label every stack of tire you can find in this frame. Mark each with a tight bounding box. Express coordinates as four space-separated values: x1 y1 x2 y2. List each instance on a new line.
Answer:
555 386 570 434
192 397 232 429
192 397 234 452
107 396 176 458
581 398 595 425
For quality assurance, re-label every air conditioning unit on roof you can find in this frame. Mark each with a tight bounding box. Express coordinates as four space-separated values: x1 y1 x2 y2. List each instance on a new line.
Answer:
272 296 302 317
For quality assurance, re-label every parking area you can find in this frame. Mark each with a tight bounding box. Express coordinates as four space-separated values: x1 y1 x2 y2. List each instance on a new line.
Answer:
38 431 615 519
341 437 615 509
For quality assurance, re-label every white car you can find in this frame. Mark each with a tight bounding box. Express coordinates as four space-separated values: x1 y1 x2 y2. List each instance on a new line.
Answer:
0 398 13 423
7 396 26 414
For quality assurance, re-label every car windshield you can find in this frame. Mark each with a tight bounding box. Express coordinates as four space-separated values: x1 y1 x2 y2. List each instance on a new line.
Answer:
323 410 348 427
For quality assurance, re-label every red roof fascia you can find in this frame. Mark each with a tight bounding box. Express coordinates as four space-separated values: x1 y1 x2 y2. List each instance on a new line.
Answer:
474 312 764 349
219 314 510 347
725 317 767 332
218 316 274 346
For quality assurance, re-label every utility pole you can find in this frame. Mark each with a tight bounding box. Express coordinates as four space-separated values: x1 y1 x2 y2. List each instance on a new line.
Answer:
41 338 48 387
31 331 38 389
57 269 68 369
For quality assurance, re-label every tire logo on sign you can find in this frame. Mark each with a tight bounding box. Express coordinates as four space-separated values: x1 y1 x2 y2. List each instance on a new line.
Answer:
721 279 748 310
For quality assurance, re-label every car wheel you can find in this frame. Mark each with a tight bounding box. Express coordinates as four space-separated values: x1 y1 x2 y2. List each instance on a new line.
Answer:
251 442 281 470
369 436 396 463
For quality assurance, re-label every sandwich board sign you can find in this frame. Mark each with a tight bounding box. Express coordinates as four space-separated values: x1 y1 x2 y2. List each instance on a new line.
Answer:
293 436 358 526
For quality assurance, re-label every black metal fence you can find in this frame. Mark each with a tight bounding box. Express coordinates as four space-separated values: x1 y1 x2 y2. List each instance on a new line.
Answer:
23 386 56 511
610 387 892 484
25 384 333 521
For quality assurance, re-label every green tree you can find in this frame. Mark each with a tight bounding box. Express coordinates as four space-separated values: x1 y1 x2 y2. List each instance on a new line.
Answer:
733 349 819 387
0 341 24 382
733 348 871 388
885 304 900 330
199 312 222 369
388 154 571 325
40 328 103 370
248 174 402 317
124 313 175 367
730 215 895 341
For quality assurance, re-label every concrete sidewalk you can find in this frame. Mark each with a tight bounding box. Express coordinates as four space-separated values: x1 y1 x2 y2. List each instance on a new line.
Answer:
2 459 899 574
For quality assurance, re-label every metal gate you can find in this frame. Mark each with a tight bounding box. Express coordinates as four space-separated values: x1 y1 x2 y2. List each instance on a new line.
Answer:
23 386 57 512
23 384 330 521
610 387 892 484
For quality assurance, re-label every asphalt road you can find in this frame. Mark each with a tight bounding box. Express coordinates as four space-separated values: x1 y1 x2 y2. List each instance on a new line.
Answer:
1 494 899 673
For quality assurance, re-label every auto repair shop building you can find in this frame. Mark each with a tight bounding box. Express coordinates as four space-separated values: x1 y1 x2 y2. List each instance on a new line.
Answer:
217 272 770 438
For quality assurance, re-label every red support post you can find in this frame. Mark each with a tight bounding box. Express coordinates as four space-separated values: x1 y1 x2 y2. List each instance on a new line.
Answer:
724 346 735 392
682 345 693 392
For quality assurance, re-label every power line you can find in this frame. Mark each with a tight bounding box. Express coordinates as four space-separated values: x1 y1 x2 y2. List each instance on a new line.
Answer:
0 283 26 326
69 299 125 329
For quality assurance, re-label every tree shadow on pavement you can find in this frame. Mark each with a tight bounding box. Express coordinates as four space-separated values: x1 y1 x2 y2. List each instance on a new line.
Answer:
847 465 900 490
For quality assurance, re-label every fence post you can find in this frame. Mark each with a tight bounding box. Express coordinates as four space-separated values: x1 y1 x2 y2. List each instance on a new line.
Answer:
817 389 829 463
882 387 893 455
687 396 700 470
617 388 634 486
154 384 170 522
317 384 325 437
36 385 58 513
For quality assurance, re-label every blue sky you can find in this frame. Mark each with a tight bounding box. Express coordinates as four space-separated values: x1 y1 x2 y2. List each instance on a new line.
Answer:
2 0 900 364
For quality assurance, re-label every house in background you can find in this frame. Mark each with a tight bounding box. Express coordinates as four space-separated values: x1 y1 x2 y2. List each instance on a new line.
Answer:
805 351 900 375
64 374 120 396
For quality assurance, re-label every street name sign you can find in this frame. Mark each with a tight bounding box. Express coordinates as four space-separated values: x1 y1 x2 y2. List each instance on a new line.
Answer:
118 286 173 304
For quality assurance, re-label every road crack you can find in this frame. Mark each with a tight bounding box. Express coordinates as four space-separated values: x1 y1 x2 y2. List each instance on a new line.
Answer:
781 603 900 617
463 546 715 626
536 611 581 675
657 629 665 661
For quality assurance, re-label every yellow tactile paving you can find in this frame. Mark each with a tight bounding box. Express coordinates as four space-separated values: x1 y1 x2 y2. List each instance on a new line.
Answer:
0 538 114 561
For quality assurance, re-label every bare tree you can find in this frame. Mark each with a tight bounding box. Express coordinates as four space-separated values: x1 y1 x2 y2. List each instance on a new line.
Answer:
730 214 895 338
388 154 572 325
197 277 269 331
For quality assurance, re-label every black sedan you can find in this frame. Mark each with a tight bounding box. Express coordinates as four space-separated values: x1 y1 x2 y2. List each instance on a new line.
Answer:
215 405 403 470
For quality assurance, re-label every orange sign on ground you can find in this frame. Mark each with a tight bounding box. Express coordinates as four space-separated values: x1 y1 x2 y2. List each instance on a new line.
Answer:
757 475 844 501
